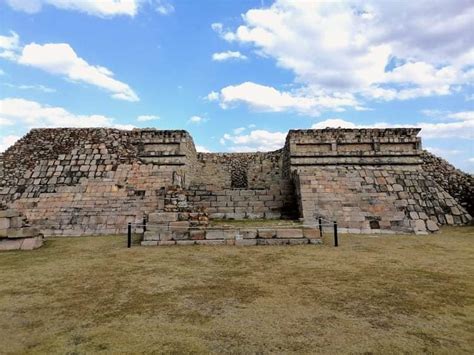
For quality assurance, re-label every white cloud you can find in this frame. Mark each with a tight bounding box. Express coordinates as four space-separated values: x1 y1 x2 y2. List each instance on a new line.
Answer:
468 158 474 163
3 82 56 93
5 0 175 17
195 145 210 153
0 31 20 60
311 115 474 140
137 114 160 122
154 0 174 15
212 51 247 61
205 91 219 101
233 127 245 134
188 115 206 124
212 81 358 116
221 129 286 152
17 42 138 102
5 0 139 17
447 111 474 121
211 0 474 110
113 124 136 130
0 135 21 152
0 69 5 75
0 97 128 129
211 22 237 42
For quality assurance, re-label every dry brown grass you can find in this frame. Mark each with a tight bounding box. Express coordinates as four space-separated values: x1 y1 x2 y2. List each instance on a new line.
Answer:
0 226 473 354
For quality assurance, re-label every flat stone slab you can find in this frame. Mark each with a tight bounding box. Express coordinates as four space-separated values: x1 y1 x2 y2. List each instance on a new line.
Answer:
257 229 276 239
276 229 303 239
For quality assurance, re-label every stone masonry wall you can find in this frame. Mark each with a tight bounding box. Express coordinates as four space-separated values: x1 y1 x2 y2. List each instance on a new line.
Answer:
0 127 471 236
188 152 297 220
288 129 471 233
421 151 473 216
0 128 196 235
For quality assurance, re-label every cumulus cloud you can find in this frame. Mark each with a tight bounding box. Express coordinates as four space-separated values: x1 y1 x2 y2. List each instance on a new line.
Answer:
17 42 139 101
188 115 206 124
0 97 129 129
210 82 359 116
0 31 20 60
137 114 160 122
210 0 474 113
221 129 286 152
212 51 247 61
311 114 474 140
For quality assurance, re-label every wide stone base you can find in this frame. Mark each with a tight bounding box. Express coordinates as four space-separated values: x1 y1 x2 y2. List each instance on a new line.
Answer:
141 227 322 247
0 236 43 251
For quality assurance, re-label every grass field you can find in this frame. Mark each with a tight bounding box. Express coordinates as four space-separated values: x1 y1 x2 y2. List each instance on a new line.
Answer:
0 227 473 354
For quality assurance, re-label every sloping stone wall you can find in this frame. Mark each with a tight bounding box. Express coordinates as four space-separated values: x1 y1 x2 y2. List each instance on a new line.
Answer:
287 129 471 233
421 151 473 216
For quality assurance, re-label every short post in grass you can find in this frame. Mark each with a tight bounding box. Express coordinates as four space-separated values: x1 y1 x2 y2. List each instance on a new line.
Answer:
333 221 338 247
318 217 323 238
127 222 132 248
142 216 147 232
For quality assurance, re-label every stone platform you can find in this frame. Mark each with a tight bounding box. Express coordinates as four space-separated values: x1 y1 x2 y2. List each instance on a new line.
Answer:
141 226 322 246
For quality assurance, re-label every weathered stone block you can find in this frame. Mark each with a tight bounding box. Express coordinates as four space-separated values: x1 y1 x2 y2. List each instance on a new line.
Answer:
158 241 176 246
8 227 41 239
257 239 289 245
0 210 21 218
0 218 9 230
148 212 178 223
159 231 173 241
176 240 196 246
239 229 257 239
288 238 309 245
205 230 225 240
303 228 320 239
190 229 206 240
141 240 158 246
0 238 23 250
426 220 439 232
257 229 276 239
276 229 303 239
196 240 226 245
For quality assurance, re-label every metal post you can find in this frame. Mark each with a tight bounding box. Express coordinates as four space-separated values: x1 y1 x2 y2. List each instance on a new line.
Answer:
127 222 132 248
143 216 147 232
333 221 338 247
318 217 323 238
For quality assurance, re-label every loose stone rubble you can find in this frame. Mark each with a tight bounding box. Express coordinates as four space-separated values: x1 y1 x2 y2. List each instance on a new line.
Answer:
0 127 471 243
0 204 43 251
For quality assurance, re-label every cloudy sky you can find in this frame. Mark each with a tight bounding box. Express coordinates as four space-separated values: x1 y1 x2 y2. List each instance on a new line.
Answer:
0 0 473 171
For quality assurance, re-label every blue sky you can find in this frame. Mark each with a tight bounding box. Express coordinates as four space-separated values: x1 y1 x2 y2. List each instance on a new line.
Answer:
0 0 473 171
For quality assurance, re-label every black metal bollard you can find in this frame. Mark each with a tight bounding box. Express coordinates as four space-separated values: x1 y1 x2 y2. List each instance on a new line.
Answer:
127 222 132 248
333 221 338 247
142 216 147 232
318 217 323 238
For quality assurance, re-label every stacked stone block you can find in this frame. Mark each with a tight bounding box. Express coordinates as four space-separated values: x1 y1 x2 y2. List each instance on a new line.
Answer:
0 206 43 251
142 221 322 246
